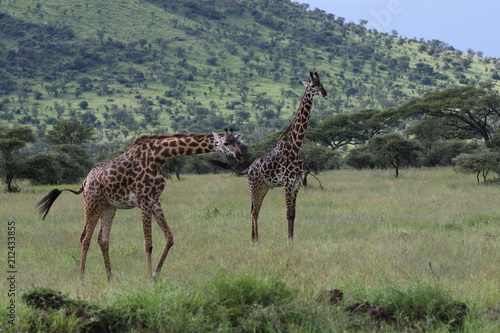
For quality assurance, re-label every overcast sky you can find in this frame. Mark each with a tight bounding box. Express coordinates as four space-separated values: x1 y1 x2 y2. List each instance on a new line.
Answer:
302 0 499 58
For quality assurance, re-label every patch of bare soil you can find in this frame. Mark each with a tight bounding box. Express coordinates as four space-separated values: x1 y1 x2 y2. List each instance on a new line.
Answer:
345 302 398 326
318 289 399 327
482 304 500 322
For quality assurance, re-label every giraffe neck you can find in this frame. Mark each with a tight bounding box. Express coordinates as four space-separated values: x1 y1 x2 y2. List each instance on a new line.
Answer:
277 87 314 152
138 134 218 165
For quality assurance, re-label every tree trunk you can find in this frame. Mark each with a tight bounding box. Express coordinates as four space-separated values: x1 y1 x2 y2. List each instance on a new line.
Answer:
6 174 15 192
302 170 310 186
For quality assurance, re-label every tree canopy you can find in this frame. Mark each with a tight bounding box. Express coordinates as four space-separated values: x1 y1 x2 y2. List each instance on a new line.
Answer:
310 109 401 150
0 125 36 192
368 133 421 177
45 119 97 145
396 85 500 146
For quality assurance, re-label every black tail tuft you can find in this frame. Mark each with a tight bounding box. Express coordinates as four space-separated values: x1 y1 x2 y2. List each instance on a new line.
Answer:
36 189 63 220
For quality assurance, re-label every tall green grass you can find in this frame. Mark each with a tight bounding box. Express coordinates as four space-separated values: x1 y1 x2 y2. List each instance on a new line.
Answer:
1 168 499 331
1 274 495 332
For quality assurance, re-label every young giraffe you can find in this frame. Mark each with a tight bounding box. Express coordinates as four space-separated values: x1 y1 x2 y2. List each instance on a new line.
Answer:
37 129 243 281
245 72 327 243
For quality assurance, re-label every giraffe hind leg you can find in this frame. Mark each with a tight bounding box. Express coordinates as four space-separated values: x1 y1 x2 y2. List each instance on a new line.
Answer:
140 205 155 280
152 202 174 278
284 182 300 244
79 209 102 282
97 207 117 281
250 181 269 244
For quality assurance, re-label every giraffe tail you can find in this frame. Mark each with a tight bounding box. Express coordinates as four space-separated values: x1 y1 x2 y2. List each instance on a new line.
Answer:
207 159 247 175
36 187 84 220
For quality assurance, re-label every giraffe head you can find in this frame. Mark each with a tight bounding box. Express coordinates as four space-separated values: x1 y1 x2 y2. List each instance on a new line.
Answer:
302 72 328 97
212 128 244 163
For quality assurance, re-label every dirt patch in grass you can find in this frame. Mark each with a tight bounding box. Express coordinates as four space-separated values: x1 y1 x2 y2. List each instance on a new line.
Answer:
482 304 500 322
317 288 473 331
318 288 401 328
345 302 397 325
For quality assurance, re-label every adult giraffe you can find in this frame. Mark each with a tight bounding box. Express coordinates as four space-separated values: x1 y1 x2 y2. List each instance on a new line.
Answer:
245 72 327 243
209 72 327 244
37 129 243 281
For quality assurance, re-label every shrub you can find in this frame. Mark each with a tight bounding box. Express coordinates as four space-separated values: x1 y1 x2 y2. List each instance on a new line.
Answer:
78 100 89 109
453 150 500 182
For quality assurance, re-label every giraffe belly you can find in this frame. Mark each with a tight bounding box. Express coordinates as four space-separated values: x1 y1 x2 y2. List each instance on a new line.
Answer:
264 172 301 189
264 177 284 188
107 192 138 209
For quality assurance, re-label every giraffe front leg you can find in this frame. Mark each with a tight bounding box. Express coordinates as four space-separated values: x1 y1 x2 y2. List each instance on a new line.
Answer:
251 203 259 244
97 207 116 282
152 201 174 278
284 179 300 244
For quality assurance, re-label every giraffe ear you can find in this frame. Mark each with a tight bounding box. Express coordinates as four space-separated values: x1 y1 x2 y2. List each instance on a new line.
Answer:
302 81 309 87
235 133 243 142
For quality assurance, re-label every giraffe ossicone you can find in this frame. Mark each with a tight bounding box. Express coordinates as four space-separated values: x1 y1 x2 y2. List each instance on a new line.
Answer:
36 129 244 282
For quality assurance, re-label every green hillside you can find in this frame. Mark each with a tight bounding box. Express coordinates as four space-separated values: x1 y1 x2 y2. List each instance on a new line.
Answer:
1 0 499 147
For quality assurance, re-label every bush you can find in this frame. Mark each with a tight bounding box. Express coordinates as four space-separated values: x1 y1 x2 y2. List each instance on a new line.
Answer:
345 146 375 170
24 145 92 185
419 139 479 167
22 153 63 185
78 100 89 109
453 150 500 182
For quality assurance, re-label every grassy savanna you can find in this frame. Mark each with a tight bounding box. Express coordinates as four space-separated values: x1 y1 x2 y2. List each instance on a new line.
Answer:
1 168 499 331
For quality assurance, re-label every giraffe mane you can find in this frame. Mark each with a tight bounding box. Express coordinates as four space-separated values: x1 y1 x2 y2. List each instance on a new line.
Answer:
276 121 294 143
134 133 200 144
276 85 309 143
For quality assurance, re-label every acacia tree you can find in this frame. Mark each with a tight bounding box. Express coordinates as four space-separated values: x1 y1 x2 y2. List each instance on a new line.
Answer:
45 119 96 145
368 133 421 177
397 84 500 147
299 142 339 187
453 151 500 183
0 125 36 192
310 109 400 150
345 146 375 170
24 145 93 185
406 116 479 167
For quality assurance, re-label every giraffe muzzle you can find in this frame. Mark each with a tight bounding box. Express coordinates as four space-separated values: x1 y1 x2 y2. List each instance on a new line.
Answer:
235 152 244 163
